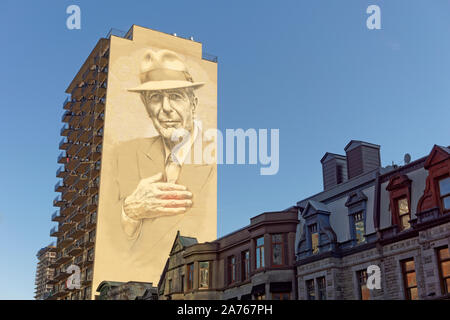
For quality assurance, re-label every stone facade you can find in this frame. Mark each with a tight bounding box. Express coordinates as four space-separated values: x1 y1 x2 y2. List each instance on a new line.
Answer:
296 142 450 300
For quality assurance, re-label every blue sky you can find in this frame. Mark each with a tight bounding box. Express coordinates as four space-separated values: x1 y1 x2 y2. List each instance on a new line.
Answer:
0 0 449 299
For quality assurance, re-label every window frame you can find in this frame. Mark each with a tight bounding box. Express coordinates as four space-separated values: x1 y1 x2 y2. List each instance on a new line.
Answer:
317 276 327 300
306 279 315 300
271 233 285 267
198 261 211 290
437 246 450 295
356 269 370 300
272 292 290 300
241 250 250 281
401 258 418 300
255 237 265 270
395 196 411 231
186 263 194 291
437 176 450 214
227 256 237 285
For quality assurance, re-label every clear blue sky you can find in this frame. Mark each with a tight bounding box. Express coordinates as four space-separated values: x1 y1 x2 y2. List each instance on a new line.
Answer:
0 0 449 299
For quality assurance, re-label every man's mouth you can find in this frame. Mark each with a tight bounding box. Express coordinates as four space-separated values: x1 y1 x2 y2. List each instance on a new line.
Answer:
160 120 181 127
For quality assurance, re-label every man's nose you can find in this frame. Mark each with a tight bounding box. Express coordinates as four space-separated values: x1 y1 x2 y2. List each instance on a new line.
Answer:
161 95 173 114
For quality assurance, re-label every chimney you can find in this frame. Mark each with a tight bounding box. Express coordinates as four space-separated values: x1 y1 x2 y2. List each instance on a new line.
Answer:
321 153 348 191
344 140 381 179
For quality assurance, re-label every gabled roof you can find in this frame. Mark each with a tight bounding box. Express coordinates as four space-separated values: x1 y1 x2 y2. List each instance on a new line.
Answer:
424 144 450 169
320 152 346 164
169 231 198 255
302 200 331 218
344 140 380 152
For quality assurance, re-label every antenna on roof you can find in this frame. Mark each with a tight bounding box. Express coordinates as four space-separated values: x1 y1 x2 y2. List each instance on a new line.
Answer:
404 153 411 165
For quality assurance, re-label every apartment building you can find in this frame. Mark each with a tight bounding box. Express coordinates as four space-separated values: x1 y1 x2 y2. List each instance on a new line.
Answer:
47 25 217 300
158 208 299 300
34 244 57 300
295 141 450 300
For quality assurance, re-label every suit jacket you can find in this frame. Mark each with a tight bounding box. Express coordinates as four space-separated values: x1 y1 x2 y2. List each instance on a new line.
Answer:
107 135 216 281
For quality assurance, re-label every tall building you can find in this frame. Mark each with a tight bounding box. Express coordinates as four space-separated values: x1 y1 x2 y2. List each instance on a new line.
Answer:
48 25 218 300
295 141 450 300
34 244 56 300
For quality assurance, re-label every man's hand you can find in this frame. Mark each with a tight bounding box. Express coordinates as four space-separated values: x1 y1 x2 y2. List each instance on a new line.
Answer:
123 172 193 221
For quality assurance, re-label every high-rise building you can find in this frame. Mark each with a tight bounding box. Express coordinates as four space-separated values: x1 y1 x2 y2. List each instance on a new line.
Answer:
47 25 218 300
34 244 56 300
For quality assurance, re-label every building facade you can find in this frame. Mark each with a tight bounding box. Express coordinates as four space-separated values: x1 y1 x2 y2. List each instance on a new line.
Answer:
46 25 218 300
159 209 298 300
34 244 57 300
295 141 450 300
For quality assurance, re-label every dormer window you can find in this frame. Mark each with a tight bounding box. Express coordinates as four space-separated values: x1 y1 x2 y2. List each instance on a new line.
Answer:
354 212 366 243
309 224 319 254
396 197 411 230
438 177 450 213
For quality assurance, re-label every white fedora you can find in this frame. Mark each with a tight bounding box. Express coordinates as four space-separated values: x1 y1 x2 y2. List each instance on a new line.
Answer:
128 49 204 92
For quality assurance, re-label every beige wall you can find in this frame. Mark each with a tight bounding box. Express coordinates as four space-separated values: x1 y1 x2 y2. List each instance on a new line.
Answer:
92 26 217 298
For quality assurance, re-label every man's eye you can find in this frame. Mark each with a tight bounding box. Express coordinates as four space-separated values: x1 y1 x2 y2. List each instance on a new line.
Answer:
149 94 162 102
169 94 182 100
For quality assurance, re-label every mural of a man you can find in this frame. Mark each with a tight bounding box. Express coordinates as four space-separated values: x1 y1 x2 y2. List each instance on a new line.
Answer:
112 49 216 268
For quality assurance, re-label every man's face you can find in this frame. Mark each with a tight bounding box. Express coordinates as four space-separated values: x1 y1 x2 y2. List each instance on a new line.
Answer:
142 88 197 141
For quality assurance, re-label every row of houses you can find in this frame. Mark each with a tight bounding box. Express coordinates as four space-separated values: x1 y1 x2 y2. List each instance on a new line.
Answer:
96 141 450 300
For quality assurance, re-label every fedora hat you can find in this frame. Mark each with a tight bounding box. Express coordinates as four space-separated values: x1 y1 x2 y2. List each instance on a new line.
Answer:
128 49 204 92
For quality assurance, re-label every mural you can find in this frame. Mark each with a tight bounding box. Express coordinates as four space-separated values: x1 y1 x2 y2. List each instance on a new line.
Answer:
93 27 217 290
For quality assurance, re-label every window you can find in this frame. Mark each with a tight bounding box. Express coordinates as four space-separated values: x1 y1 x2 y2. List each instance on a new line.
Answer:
272 292 290 300
241 250 250 281
181 275 185 292
396 197 411 231
271 234 284 266
437 246 450 295
401 259 418 300
317 277 326 300
309 224 319 254
306 279 315 300
354 212 366 244
227 256 236 285
199 261 210 289
254 293 265 300
168 279 172 293
256 237 265 269
357 269 370 300
438 177 450 213
186 263 194 290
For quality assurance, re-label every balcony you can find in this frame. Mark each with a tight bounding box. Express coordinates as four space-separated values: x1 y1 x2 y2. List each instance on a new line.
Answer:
58 234 74 248
54 269 70 282
63 170 78 186
54 181 66 193
59 138 70 150
61 111 72 123
56 166 68 178
60 124 70 137
70 222 86 239
69 209 85 223
82 255 94 268
71 100 82 112
57 152 70 165
58 221 75 233
76 143 91 159
62 186 77 201
53 195 65 207
68 243 83 257
74 174 89 190
55 253 72 265
52 211 64 222
72 192 87 206
81 197 98 213
65 158 79 172
50 226 63 237
74 160 90 175
94 55 108 68
80 113 93 128
71 86 84 100
86 213 97 230
63 97 72 110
